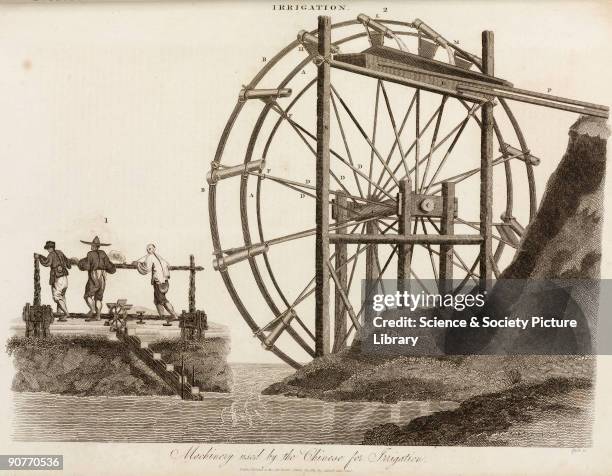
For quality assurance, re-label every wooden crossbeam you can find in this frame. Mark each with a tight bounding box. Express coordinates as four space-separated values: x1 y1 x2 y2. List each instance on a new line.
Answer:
330 234 482 245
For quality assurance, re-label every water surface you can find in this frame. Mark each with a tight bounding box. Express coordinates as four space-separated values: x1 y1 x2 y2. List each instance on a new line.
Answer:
11 363 457 444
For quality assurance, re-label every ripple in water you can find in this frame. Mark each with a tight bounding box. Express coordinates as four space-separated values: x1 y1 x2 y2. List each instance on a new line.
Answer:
11 363 457 444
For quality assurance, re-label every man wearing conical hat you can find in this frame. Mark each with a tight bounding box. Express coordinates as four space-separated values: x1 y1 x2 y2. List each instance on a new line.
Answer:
77 236 116 321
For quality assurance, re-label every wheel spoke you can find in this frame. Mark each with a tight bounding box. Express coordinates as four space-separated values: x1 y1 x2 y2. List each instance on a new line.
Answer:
368 80 382 196
259 276 317 335
382 102 483 195
266 100 354 198
454 217 517 249
336 219 398 271
268 214 391 247
252 171 377 208
352 244 398 324
346 239 364 297
328 260 362 332
419 95 447 192
422 103 480 194
424 216 441 233
331 84 400 188
380 82 411 178
376 96 461 197
418 244 480 284
490 254 501 279
409 268 432 295
338 220 401 347
454 257 480 294
258 221 365 342
373 89 418 192
220 214 390 261
330 93 365 198
267 100 396 200
427 152 527 192
427 219 481 283
374 243 388 296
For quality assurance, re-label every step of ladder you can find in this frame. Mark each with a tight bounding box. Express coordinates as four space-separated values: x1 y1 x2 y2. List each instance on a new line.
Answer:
115 329 202 400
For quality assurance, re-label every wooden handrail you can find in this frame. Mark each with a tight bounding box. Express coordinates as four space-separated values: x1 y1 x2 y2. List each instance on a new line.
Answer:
33 253 204 313
112 263 204 272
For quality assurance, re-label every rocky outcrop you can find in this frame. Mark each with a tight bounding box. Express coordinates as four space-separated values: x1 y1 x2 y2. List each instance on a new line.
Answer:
446 116 608 356
7 335 232 396
501 117 610 279
503 116 608 280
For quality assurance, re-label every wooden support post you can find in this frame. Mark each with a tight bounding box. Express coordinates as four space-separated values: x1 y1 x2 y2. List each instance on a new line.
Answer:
365 221 378 296
181 354 185 400
480 31 494 289
188 254 196 313
363 217 379 334
333 192 348 352
33 254 41 306
315 15 332 357
439 182 455 293
397 178 412 293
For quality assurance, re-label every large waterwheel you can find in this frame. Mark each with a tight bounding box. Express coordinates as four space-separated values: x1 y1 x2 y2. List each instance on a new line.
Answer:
207 15 606 368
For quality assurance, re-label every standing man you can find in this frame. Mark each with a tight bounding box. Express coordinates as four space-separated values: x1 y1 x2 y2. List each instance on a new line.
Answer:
35 240 71 321
134 243 179 326
77 236 116 321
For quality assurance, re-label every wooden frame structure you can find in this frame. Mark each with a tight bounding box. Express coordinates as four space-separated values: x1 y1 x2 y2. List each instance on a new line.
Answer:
313 17 492 355
207 14 608 368
312 15 606 356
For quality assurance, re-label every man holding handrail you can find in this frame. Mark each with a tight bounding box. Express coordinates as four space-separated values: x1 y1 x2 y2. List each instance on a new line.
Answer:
133 243 179 326
35 240 71 321
77 236 116 321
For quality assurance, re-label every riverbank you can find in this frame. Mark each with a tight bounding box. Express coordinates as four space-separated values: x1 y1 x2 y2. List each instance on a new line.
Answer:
362 376 593 446
263 350 594 403
7 334 232 396
262 352 594 446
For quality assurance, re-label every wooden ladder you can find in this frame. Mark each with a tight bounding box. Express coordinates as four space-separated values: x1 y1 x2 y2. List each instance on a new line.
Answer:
115 328 203 401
